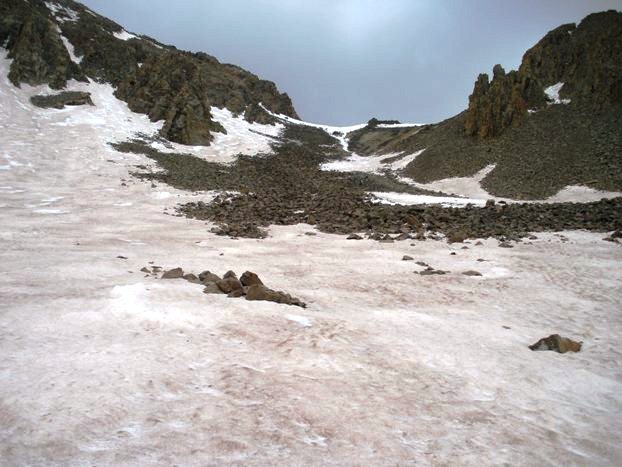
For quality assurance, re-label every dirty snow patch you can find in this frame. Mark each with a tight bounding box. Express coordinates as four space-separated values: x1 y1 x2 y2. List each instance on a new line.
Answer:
321 149 426 174
377 122 424 128
546 185 622 203
32 208 68 214
370 191 486 207
58 31 83 64
113 30 138 41
544 82 571 105
260 104 366 152
44 2 79 23
285 314 313 327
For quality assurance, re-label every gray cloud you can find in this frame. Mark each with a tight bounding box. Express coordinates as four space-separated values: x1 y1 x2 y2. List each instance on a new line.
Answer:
80 0 622 125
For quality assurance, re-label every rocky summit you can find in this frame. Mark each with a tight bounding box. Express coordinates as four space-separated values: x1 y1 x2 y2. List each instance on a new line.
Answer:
465 11 622 139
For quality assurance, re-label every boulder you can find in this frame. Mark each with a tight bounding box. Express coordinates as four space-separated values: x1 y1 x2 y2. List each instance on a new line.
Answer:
203 283 224 294
447 231 468 243
245 285 306 308
227 289 245 298
162 267 184 279
30 91 94 109
529 334 582 353
462 270 483 277
183 273 201 284
199 271 221 283
402 255 414 261
240 271 264 287
216 277 243 294
419 267 448 276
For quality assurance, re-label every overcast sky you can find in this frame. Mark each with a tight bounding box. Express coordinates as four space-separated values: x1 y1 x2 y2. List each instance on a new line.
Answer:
80 0 622 126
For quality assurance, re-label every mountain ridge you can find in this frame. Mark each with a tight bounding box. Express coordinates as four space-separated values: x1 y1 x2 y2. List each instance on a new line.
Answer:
344 10 622 199
0 0 298 145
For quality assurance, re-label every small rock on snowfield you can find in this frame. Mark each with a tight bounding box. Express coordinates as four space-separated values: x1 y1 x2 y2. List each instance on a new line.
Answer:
529 334 583 353
199 271 221 283
462 270 483 277
161 267 184 279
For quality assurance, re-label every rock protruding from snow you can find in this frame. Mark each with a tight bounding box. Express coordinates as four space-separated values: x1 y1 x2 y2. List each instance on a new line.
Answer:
158 268 306 308
529 334 583 353
30 91 93 109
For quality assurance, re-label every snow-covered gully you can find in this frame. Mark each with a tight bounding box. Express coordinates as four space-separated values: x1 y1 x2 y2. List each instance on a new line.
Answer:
1 52 622 465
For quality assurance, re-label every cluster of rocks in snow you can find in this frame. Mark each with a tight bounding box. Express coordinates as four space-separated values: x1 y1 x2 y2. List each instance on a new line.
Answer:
145 266 306 308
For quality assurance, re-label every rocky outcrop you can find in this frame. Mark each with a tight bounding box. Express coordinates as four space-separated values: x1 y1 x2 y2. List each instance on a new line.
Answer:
30 91 93 108
0 1 86 88
1 0 299 145
464 66 532 138
116 53 225 145
465 10 622 138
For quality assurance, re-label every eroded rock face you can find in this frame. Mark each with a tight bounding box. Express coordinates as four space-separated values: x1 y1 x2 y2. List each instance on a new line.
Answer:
115 50 299 145
465 11 622 138
116 53 224 146
1 0 299 146
0 2 86 88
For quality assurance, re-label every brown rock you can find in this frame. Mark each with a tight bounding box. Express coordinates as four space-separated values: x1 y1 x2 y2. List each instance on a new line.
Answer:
216 277 243 294
419 267 448 276
529 334 582 353
227 289 245 298
199 271 221 283
240 271 264 287
203 283 224 294
183 273 201 284
462 270 483 277
245 285 306 308
448 231 468 243
162 267 184 279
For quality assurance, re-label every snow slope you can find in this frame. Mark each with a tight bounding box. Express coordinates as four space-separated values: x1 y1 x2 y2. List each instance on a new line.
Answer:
1 50 622 465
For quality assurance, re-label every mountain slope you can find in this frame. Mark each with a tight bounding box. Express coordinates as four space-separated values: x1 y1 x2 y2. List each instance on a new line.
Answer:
0 0 298 145
345 11 622 199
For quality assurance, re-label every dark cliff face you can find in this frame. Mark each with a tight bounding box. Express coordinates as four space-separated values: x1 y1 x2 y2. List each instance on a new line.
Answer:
0 0 298 145
465 10 622 139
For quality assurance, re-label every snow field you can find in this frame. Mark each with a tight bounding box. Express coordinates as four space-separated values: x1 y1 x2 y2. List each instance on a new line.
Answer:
1 48 622 465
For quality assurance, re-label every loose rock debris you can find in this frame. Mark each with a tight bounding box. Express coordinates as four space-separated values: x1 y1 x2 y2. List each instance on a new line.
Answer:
147 266 306 308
